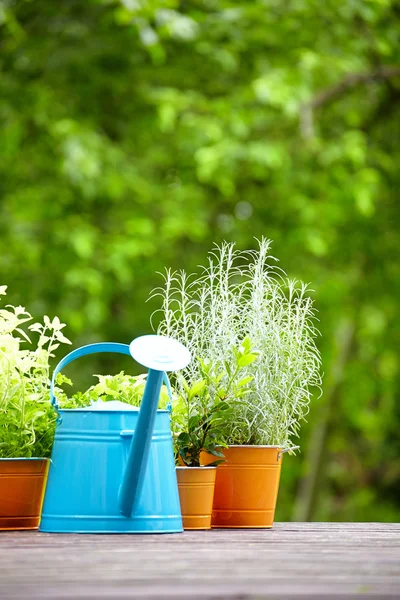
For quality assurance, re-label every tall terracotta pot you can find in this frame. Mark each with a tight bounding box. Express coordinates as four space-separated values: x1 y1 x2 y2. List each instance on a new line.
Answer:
0 458 49 530
176 466 216 530
201 446 283 528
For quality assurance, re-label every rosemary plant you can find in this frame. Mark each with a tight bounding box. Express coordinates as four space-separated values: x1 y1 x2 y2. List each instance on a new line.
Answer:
150 238 322 449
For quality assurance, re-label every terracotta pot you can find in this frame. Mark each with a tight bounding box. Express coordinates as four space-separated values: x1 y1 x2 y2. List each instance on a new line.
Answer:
201 446 283 528
176 466 216 530
0 458 49 530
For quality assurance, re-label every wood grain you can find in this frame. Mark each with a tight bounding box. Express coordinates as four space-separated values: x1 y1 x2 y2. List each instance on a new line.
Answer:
0 523 399 599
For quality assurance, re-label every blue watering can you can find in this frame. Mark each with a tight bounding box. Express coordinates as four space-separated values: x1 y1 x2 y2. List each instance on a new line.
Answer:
40 335 191 533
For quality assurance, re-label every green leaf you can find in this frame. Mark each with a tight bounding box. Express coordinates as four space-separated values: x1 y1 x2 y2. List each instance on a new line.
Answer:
236 353 259 368
188 415 200 430
237 375 254 387
240 336 252 352
205 448 225 458
188 379 206 400
216 401 230 410
224 360 231 376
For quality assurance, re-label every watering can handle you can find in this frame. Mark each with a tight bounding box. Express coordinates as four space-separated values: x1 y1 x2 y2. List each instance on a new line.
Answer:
50 342 173 410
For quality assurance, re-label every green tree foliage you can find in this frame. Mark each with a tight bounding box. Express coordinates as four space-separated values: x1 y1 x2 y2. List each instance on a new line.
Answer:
1 0 399 521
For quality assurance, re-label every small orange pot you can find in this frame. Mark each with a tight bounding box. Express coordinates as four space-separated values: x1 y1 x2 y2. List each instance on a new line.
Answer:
201 445 283 529
176 466 216 530
0 458 50 530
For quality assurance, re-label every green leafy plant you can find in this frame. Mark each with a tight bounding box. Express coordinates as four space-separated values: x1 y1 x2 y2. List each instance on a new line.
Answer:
151 238 322 450
172 339 258 466
56 371 171 409
0 285 72 458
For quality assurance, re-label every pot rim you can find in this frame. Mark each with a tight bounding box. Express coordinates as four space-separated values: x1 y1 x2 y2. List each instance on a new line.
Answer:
175 465 216 470
225 445 284 449
0 457 49 461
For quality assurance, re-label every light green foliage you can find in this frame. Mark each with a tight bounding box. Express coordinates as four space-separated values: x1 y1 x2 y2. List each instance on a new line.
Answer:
0 286 72 458
0 0 399 520
172 340 258 466
154 239 322 448
56 371 170 410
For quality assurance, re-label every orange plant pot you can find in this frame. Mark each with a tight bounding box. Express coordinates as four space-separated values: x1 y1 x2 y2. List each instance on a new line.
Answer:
0 458 50 530
201 446 283 529
176 466 216 530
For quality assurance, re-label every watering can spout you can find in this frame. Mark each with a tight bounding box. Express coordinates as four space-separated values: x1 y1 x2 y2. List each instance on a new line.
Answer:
119 335 191 518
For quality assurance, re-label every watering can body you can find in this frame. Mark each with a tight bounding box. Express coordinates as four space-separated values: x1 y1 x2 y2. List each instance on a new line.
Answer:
40 406 182 533
40 341 187 533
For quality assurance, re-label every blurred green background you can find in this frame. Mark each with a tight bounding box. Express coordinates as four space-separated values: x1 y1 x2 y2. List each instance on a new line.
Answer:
1 0 399 522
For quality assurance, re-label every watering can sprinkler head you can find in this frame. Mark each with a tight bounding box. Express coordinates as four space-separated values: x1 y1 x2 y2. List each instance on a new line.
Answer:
129 335 191 372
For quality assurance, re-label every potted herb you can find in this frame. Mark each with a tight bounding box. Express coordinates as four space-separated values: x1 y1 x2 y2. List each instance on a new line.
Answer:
151 238 322 528
56 371 171 409
0 286 72 530
170 342 258 530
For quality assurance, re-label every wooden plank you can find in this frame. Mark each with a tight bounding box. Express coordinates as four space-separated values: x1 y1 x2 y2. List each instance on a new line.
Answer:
0 523 399 599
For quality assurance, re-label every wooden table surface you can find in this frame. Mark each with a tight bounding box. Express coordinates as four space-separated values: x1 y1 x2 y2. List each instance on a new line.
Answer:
0 523 399 599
